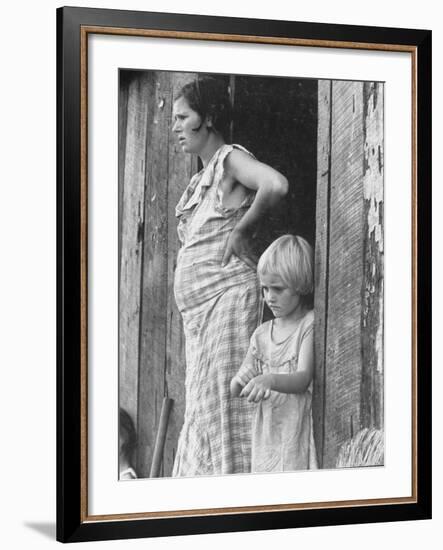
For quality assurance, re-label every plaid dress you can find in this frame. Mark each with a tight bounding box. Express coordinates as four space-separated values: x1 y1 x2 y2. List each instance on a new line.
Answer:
172 144 261 477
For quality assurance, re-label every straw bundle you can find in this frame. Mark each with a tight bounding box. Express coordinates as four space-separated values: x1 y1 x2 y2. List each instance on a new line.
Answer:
336 428 384 468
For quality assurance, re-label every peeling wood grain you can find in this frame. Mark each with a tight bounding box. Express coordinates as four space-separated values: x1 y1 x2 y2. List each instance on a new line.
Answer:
361 82 384 431
323 81 365 468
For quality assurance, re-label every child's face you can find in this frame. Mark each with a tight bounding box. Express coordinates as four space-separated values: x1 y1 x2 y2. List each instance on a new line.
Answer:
260 273 301 319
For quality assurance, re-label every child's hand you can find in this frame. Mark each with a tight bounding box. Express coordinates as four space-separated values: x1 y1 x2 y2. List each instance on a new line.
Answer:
240 374 273 403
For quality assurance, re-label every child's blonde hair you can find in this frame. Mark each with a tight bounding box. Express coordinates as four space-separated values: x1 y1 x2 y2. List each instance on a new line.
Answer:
257 235 314 298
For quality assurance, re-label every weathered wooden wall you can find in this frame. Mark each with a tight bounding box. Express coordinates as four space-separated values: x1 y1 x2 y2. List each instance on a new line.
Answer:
314 80 384 468
119 71 197 477
119 72 152 427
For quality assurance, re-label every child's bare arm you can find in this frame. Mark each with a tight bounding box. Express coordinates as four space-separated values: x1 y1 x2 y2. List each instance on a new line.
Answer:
240 330 314 402
231 343 258 397
240 377 271 402
273 329 314 393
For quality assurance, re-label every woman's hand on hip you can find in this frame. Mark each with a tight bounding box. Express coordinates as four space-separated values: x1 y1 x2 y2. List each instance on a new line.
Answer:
221 228 256 269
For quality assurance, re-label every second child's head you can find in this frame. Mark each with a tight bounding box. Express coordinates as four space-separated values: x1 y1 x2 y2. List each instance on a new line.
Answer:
257 235 314 318
119 407 137 470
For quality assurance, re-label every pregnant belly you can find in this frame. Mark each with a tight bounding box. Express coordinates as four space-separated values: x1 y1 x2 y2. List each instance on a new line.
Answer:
174 253 256 313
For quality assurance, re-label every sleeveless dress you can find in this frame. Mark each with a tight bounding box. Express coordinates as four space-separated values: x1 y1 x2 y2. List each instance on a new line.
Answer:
234 310 318 473
172 144 261 477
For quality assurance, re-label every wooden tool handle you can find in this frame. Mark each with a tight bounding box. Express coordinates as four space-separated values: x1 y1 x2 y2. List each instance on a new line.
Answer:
149 397 173 478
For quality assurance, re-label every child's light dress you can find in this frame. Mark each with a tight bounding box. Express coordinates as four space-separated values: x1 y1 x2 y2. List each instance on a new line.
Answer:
234 310 318 473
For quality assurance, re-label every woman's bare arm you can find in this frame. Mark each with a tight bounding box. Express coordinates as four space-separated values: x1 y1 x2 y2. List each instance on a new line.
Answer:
221 149 288 267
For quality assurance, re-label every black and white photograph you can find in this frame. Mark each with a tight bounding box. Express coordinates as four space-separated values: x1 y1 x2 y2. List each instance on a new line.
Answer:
118 70 384 480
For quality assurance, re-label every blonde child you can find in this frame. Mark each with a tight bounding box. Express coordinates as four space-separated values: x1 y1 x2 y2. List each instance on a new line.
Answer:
230 235 318 473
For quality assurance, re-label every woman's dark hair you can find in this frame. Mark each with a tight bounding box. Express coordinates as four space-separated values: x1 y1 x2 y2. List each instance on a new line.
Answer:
176 76 232 139
119 407 137 466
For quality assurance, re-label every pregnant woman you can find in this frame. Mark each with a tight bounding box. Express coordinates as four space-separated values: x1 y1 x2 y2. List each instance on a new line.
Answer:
172 76 288 476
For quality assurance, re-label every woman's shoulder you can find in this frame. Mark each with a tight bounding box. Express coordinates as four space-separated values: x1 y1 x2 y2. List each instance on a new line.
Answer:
216 143 254 169
224 143 254 156
224 143 255 163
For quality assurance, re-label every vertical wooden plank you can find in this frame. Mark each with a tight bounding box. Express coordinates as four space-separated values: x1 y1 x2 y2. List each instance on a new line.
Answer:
323 81 365 468
118 72 129 288
228 74 236 143
137 72 171 478
119 73 151 427
163 72 198 477
361 82 384 431
313 80 332 467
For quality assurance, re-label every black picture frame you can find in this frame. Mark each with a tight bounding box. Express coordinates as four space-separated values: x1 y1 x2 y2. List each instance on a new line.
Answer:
57 6 432 543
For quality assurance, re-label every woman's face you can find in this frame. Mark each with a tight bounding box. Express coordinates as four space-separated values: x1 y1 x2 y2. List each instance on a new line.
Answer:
172 96 210 154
